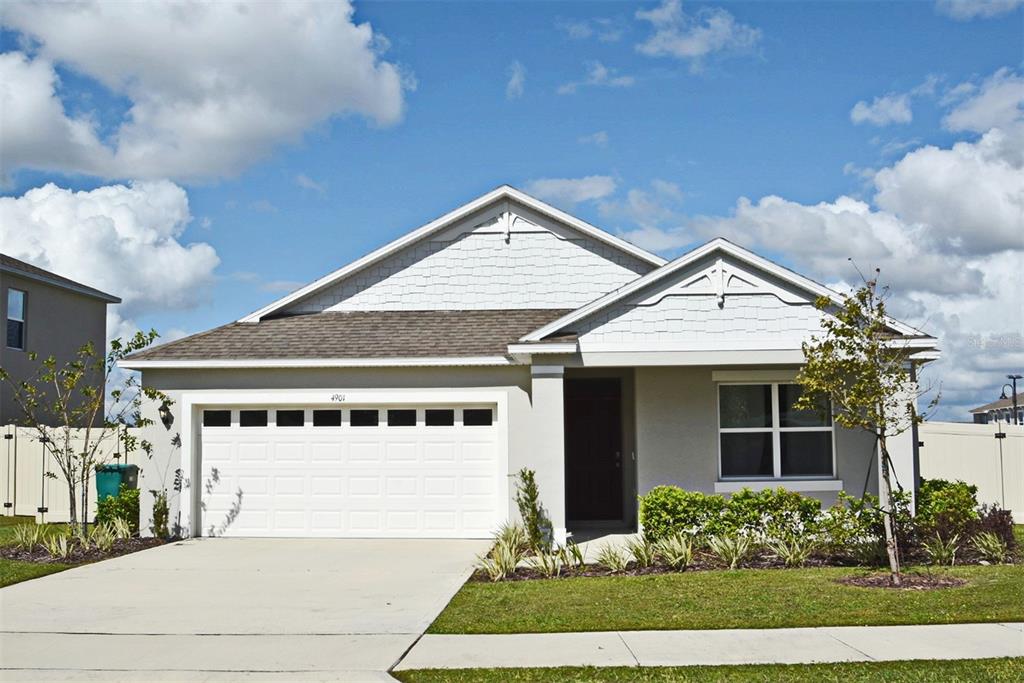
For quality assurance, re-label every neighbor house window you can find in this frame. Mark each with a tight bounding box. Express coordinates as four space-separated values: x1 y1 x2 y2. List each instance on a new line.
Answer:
718 383 833 479
6 289 25 350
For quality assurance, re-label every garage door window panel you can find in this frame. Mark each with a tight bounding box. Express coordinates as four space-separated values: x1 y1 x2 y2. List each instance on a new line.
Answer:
350 409 379 427
276 410 305 427
425 409 455 426
313 409 342 427
240 410 268 427
463 409 493 426
203 410 231 427
387 409 417 427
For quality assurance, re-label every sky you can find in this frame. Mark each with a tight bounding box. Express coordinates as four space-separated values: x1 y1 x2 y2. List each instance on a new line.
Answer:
0 0 1022 420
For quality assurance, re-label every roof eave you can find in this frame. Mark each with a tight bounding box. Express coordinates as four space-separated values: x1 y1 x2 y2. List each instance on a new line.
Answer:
118 355 520 370
0 263 121 304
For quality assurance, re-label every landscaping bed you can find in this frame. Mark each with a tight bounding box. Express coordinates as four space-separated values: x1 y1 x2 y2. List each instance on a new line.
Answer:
0 536 165 565
393 658 1024 683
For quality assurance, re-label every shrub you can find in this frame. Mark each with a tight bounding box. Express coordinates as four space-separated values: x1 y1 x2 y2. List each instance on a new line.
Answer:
95 484 140 534
11 524 44 551
624 536 656 568
638 486 726 541
917 478 979 539
972 531 1008 564
766 534 818 568
527 549 563 578
110 518 133 541
922 533 961 566
514 468 552 552
43 532 72 560
724 487 822 539
150 489 170 539
707 533 752 570
557 541 586 572
477 536 525 582
595 543 630 572
819 492 878 555
496 522 528 554
972 504 1016 552
655 533 694 570
90 524 116 552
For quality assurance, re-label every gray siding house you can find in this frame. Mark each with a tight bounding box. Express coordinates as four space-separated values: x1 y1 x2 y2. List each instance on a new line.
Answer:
1 254 120 426
122 187 939 541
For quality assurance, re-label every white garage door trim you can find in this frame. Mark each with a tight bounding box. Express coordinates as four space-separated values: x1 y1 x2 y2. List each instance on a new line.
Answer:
179 389 509 538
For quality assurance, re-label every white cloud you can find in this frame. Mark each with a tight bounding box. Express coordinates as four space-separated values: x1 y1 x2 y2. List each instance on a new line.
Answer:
295 173 327 195
523 175 617 207
0 181 220 336
506 61 526 100
0 0 408 181
557 17 624 42
578 131 610 146
943 68 1024 133
850 93 913 126
635 0 761 68
935 0 1023 19
557 61 635 95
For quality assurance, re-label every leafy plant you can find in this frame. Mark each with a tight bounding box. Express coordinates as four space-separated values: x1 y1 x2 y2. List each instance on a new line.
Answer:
595 542 630 572
724 487 822 539
11 524 44 551
655 532 694 570
43 531 73 560
90 524 116 552
150 489 170 539
624 536 656 568
917 478 979 538
527 548 563 578
766 534 818 568
557 541 586 572
973 504 1016 552
972 532 1008 564
707 533 752 570
476 536 525 582
110 517 133 541
922 532 960 566
639 486 726 541
515 468 552 553
96 484 140 533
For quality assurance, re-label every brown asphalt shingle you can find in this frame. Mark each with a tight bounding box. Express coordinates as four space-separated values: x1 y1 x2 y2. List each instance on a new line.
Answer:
126 309 574 361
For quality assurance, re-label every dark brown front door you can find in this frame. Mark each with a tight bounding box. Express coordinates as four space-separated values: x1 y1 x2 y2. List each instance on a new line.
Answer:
565 378 623 521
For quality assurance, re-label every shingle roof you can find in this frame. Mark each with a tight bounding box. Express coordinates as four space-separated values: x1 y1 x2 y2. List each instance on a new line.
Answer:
0 254 121 303
126 309 574 361
969 393 1024 414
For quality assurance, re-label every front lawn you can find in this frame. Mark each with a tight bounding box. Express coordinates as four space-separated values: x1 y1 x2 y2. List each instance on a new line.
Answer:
0 516 74 588
394 658 1024 683
429 565 1024 634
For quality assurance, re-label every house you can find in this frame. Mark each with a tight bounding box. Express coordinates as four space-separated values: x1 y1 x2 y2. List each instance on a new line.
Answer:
970 394 1023 425
121 186 939 542
1 254 120 426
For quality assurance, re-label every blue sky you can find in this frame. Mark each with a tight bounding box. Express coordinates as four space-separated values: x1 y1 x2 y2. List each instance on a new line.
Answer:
1 1 1022 418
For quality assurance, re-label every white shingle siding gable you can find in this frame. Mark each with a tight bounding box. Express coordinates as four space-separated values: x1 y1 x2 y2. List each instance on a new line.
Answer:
574 255 826 352
283 209 652 313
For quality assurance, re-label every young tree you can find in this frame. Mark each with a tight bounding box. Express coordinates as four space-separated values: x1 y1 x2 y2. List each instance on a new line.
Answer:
795 273 935 586
0 331 169 536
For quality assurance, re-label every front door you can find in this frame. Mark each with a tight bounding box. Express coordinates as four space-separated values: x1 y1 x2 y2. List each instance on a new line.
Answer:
564 378 623 522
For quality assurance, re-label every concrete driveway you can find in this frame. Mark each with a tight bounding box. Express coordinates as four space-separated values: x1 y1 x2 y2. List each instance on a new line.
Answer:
0 538 487 681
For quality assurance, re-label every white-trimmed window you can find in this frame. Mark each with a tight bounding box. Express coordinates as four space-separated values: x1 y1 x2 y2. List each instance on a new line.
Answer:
6 288 26 350
718 383 833 479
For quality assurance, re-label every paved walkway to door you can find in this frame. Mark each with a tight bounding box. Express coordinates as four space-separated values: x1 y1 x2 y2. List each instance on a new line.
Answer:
394 622 1024 671
0 538 488 681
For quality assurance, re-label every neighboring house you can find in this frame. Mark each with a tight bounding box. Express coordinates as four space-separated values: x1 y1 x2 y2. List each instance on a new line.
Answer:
1 254 120 426
121 186 939 541
970 394 1023 425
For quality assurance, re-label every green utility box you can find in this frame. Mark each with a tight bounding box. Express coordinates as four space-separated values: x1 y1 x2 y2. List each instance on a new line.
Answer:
96 463 139 501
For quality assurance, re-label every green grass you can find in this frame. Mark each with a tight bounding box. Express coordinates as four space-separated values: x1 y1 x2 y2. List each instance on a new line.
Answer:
1014 525 1024 547
0 515 73 588
429 565 1024 634
394 659 1024 683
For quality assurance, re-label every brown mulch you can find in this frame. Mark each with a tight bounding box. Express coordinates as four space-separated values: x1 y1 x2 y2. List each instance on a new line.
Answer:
836 572 968 590
0 537 167 564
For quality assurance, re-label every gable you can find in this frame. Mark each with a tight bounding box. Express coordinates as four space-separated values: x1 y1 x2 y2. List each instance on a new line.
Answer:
281 199 655 314
570 253 827 352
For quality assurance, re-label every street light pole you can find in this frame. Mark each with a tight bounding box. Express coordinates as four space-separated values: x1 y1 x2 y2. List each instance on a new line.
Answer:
1001 374 1021 425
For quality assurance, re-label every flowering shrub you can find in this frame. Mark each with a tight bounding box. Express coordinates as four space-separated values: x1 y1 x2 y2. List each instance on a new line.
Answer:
638 486 727 541
917 478 979 539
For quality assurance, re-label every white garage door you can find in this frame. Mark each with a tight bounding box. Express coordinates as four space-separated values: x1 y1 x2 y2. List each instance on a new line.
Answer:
199 404 502 538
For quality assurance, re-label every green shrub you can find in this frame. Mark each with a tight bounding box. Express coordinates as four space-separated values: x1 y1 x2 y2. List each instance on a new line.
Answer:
723 487 822 538
638 486 727 541
917 478 979 538
707 533 752 569
95 484 140 533
150 489 169 539
972 531 1008 564
514 468 552 552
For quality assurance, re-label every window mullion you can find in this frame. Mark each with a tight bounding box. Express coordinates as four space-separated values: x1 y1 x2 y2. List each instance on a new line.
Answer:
772 383 782 478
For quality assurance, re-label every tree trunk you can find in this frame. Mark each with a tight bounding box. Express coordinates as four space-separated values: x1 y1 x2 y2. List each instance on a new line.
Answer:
80 463 89 537
878 436 902 587
66 483 77 530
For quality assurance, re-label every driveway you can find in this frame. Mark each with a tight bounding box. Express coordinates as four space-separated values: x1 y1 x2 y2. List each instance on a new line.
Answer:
0 538 487 681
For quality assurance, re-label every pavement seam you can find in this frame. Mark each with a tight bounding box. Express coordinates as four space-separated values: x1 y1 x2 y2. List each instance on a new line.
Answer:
821 629 877 662
616 632 641 667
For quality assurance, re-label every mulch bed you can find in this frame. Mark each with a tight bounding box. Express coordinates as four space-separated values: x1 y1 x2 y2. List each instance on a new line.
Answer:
836 572 968 590
0 537 166 564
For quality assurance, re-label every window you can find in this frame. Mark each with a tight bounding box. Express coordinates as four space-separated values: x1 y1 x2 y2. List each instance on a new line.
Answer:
463 408 493 426
203 410 231 427
239 410 268 427
276 410 304 427
425 409 455 426
719 383 832 479
6 289 25 350
387 409 417 427
350 409 379 427
313 409 341 427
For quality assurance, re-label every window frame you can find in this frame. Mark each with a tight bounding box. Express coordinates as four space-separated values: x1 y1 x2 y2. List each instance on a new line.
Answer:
717 382 835 481
6 288 26 351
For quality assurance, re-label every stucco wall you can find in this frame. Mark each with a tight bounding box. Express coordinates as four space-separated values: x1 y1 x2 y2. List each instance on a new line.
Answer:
633 366 880 509
0 272 108 426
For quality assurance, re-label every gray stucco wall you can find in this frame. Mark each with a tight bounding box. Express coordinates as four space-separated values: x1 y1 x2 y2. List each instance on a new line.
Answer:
1 272 108 426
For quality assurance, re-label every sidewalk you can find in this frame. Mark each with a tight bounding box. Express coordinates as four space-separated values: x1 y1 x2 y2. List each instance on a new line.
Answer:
394 622 1024 671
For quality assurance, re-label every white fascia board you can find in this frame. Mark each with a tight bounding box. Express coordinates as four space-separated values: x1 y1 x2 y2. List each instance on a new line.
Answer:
506 342 578 355
118 356 516 370
237 185 665 323
521 238 934 343
579 349 808 366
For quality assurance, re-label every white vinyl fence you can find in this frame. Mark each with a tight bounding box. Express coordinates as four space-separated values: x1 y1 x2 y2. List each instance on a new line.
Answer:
0 425 140 524
918 421 1023 521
